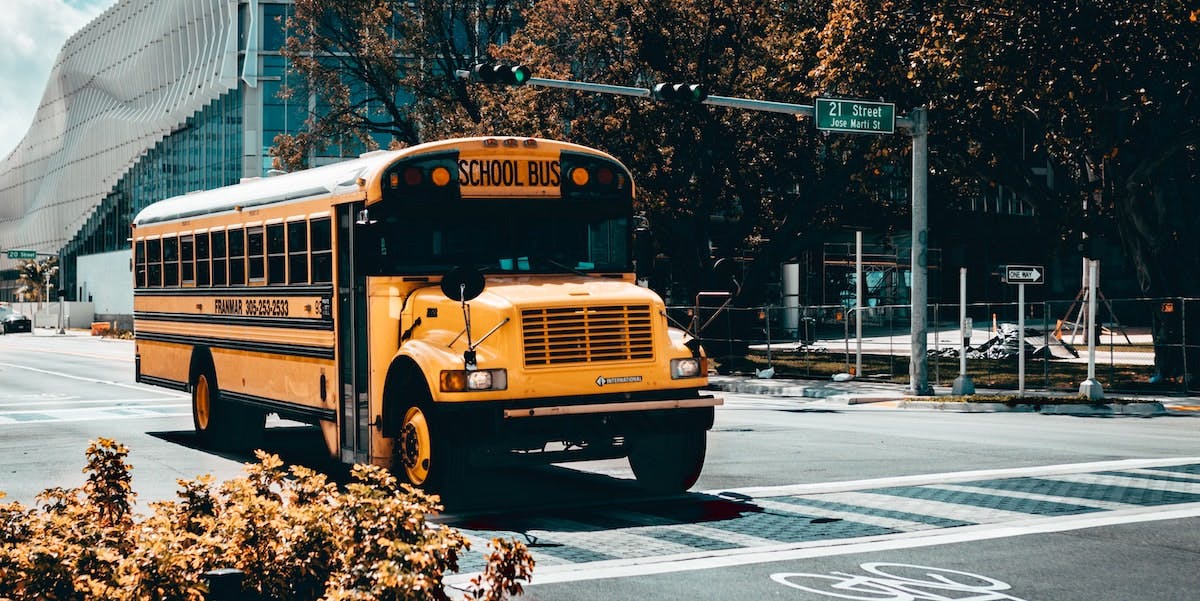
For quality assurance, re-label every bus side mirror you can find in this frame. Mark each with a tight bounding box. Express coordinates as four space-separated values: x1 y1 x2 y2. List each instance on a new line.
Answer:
441 266 487 370
440 266 485 302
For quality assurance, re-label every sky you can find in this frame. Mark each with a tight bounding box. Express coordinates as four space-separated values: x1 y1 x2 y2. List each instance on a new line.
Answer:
0 0 117 159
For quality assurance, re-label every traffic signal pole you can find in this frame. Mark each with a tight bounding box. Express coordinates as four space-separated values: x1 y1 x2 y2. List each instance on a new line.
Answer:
459 65 934 394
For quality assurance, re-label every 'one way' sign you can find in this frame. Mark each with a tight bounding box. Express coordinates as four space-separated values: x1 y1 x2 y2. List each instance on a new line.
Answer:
1004 265 1044 285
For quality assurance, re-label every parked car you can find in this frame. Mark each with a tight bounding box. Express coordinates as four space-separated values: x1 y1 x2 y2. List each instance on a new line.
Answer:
1 310 32 333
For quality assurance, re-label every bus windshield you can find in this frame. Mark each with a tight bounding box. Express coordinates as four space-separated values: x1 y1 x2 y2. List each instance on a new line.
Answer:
360 199 631 276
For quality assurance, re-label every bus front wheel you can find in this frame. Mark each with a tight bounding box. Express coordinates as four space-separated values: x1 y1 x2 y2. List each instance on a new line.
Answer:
395 404 469 493
628 428 707 494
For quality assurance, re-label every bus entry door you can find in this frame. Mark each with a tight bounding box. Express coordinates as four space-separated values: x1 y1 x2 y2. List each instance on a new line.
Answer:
336 203 371 464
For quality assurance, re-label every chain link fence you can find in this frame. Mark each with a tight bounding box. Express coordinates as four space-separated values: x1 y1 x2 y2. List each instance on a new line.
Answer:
674 297 1200 396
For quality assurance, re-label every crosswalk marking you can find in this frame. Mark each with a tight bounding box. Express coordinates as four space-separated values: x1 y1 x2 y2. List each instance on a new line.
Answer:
813 490 1036 523
927 483 1140 511
604 506 782 549
448 459 1200 579
752 497 942 532
1043 472 1200 494
524 517 699 559
1125 467 1200 482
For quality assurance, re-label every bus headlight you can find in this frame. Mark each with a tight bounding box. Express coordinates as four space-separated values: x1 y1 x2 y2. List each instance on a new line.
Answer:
440 368 508 392
670 357 704 379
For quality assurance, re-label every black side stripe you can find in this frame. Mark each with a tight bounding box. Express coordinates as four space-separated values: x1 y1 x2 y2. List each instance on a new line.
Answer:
135 331 335 360
136 367 333 424
221 390 336 423
139 374 189 392
135 312 333 331
134 284 334 297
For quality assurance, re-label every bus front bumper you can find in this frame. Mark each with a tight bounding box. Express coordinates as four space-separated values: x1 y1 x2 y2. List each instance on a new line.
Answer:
502 396 723 419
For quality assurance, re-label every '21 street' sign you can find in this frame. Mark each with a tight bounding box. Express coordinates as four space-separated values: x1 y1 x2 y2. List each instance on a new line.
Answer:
815 98 896 134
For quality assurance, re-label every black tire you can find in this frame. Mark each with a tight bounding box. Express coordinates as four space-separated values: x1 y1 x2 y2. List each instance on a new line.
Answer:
191 361 265 451
392 379 471 495
628 428 708 494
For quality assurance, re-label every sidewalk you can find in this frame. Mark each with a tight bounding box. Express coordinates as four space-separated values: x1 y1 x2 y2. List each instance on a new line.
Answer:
706 375 1200 415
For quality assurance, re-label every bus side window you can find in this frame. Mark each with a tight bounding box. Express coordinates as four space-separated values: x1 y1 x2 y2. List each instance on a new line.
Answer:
196 233 210 286
134 240 146 288
311 217 332 283
267 223 286 285
180 235 195 285
163 235 179 287
288 220 309 284
228 227 246 285
212 230 228 286
146 238 162 287
248 226 266 283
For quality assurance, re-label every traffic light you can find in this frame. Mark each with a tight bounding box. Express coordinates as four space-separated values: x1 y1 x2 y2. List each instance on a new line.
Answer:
652 83 707 104
468 62 532 86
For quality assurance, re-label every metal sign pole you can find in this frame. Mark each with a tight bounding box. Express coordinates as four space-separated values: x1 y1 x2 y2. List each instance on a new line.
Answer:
905 107 932 395
1018 282 1026 395
855 230 863 377
953 267 975 394
1079 259 1105 399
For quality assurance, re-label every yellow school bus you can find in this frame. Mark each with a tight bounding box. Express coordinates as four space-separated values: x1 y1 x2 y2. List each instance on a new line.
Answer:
132 137 720 492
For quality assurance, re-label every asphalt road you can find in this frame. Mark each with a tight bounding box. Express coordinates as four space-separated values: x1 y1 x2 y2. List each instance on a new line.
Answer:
2 329 1198 600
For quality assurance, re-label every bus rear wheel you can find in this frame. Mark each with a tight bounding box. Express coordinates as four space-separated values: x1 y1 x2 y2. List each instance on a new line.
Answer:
191 366 264 451
628 428 707 494
395 404 469 494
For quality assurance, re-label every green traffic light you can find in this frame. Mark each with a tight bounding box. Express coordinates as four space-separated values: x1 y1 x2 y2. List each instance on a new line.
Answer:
652 82 707 103
469 62 532 86
512 65 531 85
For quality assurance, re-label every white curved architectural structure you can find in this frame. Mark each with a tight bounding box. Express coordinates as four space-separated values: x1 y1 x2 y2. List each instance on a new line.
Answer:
0 0 240 257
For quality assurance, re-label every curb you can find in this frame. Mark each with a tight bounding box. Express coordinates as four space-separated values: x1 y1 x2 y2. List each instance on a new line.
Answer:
896 399 1168 416
707 378 1172 415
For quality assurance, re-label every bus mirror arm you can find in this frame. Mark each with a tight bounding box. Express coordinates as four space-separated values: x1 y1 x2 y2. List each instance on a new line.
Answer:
662 310 703 358
449 317 511 368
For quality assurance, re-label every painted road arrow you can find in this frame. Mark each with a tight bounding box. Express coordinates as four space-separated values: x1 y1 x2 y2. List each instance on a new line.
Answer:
1005 265 1044 284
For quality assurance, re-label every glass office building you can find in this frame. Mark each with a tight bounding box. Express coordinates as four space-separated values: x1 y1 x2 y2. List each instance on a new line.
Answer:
0 0 323 305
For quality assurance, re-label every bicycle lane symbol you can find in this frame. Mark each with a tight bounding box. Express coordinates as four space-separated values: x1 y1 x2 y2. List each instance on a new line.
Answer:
771 562 1029 601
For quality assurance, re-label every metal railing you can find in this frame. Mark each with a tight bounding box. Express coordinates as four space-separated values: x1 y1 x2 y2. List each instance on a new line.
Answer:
672 297 1200 395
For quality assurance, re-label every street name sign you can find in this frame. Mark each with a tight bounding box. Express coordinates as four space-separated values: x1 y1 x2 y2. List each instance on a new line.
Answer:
815 97 896 134
6 249 36 260
1004 265 1044 285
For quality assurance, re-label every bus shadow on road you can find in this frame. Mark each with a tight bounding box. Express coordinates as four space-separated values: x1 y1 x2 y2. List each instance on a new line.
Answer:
148 426 761 531
148 424 352 480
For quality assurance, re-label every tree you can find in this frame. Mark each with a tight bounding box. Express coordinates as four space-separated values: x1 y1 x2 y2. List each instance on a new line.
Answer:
274 0 533 170
491 0 832 302
912 1 1200 299
812 0 1200 374
15 257 56 303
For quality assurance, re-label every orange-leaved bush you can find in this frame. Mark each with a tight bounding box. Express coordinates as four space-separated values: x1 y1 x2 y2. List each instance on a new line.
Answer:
0 439 533 600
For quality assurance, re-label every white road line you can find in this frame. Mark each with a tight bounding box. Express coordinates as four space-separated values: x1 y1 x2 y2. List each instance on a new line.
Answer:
0 361 187 397
927 483 1139 511
813 491 1035 524
0 397 189 408
0 406 191 424
706 457 1200 499
1042 473 1200 494
441 502 1200 587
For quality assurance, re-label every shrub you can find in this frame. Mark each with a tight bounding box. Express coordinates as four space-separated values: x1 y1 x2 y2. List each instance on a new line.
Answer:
0 439 533 600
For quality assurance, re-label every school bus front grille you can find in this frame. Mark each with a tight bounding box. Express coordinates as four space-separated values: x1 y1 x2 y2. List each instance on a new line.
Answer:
522 304 654 366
